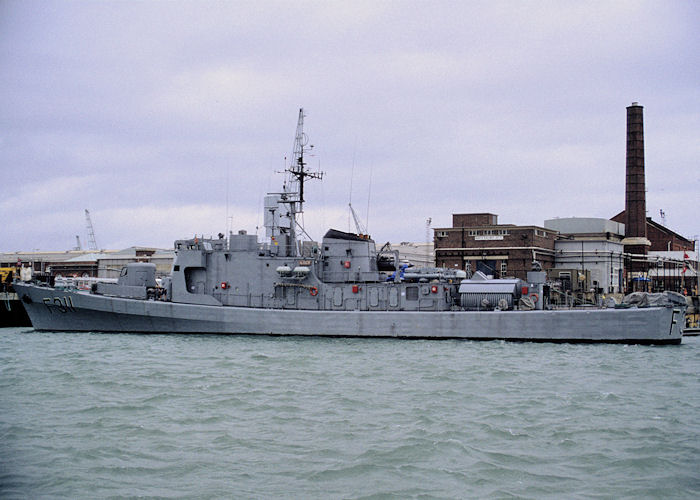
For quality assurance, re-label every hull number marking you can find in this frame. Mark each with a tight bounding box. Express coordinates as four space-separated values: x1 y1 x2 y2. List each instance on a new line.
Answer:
670 308 680 335
43 296 76 313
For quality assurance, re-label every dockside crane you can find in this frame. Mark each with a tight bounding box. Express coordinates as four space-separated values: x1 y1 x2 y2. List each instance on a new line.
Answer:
349 203 368 236
85 209 98 251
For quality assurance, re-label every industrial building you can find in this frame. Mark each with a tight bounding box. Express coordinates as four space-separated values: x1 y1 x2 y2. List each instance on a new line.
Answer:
433 102 697 296
433 213 557 280
544 218 625 295
0 247 174 282
390 242 434 268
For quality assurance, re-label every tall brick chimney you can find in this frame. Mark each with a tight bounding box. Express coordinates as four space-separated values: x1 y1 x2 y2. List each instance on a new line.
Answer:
622 102 651 275
625 102 647 240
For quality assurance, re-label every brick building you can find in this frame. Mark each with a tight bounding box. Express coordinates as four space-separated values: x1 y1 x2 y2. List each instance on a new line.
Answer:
433 213 557 280
610 212 694 252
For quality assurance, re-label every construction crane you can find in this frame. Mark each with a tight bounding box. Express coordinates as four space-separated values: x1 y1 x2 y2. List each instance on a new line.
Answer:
85 209 98 251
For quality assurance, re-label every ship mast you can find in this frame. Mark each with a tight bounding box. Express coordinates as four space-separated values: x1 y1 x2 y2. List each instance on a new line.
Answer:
283 108 323 255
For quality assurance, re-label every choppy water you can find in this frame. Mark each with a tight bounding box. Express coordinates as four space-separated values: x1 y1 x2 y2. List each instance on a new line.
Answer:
1 328 699 499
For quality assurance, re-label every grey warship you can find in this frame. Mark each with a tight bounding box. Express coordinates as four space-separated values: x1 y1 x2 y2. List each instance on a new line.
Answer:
14 110 686 344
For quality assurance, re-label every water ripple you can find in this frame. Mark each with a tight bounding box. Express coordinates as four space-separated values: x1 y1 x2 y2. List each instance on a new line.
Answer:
1 329 699 499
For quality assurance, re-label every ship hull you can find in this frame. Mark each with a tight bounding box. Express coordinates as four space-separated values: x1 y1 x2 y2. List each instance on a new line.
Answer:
14 283 683 344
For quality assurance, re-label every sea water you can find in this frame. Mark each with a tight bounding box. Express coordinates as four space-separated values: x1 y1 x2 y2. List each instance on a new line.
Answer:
1 328 698 499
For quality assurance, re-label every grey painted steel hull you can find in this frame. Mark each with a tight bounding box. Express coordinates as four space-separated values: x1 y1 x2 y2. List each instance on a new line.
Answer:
15 283 684 344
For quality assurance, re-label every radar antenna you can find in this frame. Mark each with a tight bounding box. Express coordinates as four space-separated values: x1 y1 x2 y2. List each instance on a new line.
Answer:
279 108 323 255
85 209 98 251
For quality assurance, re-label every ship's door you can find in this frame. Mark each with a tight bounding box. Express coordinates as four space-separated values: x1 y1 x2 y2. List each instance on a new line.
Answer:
285 287 297 308
368 288 379 309
185 267 207 294
388 287 399 309
333 287 343 309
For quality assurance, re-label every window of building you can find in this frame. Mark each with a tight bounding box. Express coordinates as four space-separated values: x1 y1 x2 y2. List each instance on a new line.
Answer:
500 262 507 276
436 231 448 238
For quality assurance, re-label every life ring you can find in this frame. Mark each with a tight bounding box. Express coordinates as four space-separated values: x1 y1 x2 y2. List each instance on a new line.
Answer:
529 293 539 303
309 287 318 296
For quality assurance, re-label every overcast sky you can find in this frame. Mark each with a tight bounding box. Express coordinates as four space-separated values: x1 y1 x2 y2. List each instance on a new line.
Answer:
1 1 698 252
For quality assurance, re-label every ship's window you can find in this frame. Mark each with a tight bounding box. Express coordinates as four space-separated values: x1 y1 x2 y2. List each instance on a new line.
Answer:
174 265 180 271
406 286 418 301
225 254 231 261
